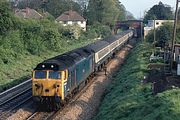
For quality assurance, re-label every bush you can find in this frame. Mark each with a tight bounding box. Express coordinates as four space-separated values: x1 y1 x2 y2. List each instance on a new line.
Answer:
42 29 62 51
0 0 14 35
86 23 112 39
0 47 17 64
58 24 82 39
21 23 45 55
145 23 173 48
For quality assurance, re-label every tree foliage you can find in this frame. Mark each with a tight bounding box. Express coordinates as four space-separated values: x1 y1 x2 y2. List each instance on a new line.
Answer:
0 0 14 35
146 23 173 48
17 0 82 18
125 11 135 20
46 0 81 18
87 0 126 29
87 0 103 24
144 2 173 23
74 0 88 16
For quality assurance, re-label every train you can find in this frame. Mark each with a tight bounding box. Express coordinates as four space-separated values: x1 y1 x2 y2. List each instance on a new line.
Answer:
32 30 134 110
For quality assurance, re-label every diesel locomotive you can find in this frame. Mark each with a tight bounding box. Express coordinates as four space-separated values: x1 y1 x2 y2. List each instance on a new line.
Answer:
32 30 134 110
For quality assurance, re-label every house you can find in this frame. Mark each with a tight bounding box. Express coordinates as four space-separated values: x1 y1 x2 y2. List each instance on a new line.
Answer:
144 20 174 38
56 10 86 31
15 7 43 20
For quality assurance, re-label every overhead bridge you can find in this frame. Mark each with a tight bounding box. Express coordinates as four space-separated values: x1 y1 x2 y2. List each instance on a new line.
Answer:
115 20 143 38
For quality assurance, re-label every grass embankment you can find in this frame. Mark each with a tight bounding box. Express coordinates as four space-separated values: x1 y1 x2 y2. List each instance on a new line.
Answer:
0 38 96 92
94 42 180 120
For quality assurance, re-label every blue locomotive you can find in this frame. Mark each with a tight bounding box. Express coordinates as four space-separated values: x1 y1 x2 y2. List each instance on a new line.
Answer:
32 30 134 110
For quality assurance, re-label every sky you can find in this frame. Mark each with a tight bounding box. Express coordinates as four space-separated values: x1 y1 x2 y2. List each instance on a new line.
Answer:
120 0 176 19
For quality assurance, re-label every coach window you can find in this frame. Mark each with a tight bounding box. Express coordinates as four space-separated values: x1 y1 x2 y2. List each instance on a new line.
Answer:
49 71 61 79
34 71 47 79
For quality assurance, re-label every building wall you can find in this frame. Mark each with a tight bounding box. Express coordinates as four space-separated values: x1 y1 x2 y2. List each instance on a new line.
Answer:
58 21 86 31
148 20 174 28
144 27 153 38
144 20 174 38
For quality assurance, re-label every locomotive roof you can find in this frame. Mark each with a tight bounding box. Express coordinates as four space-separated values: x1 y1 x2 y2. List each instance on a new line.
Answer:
85 40 109 53
34 47 92 71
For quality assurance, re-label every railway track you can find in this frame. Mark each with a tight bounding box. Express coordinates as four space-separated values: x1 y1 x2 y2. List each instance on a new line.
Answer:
26 111 56 120
0 79 31 103
0 89 32 119
26 73 97 120
0 79 32 120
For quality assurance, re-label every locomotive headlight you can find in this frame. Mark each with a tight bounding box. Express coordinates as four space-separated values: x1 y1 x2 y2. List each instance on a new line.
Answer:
53 84 60 88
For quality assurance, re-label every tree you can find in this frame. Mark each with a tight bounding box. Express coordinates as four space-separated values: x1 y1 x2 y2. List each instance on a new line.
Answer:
17 0 42 9
17 0 82 18
125 11 135 20
0 0 14 35
144 2 173 23
46 0 82 18
146 23 173 48
86 0 103 24
101 0 125 29
87 0 126 30
74 0 89 16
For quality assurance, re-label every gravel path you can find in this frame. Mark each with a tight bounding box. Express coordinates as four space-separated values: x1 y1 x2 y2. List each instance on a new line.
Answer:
7 102 35 120
53 43 134 120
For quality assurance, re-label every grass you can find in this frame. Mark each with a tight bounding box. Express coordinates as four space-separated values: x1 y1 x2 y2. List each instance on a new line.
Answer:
0 38 96 92
93 42 180 120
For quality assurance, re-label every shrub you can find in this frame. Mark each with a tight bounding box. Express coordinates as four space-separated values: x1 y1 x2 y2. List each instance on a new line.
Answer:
42 29 62 51
145 23 173 48
0 0 14 35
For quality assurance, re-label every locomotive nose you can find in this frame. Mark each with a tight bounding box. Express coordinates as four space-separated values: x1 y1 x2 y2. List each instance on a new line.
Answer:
33 80 62 97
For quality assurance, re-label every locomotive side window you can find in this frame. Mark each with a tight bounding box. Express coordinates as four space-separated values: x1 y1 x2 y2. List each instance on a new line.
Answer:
49 71 61 79
34 71 47 79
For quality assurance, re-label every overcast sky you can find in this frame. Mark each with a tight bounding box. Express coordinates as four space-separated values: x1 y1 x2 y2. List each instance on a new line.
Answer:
120 0 176 19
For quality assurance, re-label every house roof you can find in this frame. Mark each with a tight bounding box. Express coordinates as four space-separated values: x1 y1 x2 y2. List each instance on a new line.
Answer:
56 10 86 22
15 8 43 19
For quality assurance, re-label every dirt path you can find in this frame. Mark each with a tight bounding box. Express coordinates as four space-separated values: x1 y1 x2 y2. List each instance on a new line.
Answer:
53 40 136 120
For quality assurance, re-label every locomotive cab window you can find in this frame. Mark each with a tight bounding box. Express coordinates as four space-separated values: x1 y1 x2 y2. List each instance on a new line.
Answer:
48 71 61 79
34 71 47 79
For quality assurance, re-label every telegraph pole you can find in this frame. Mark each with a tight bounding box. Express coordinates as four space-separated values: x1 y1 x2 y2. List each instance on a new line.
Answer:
153 17 156 48
170 0 179 72
141 21 143 41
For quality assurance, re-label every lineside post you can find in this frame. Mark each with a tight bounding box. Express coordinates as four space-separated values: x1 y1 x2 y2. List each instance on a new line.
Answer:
170 0 179 72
